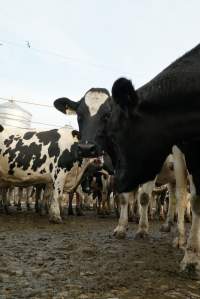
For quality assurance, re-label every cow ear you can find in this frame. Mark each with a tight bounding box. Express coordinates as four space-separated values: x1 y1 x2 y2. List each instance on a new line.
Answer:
54 97 80 115
112 78 138 109
72 130 81 140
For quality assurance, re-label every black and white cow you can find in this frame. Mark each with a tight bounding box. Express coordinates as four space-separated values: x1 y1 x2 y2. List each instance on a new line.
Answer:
0 125 92 223
54 44 200 276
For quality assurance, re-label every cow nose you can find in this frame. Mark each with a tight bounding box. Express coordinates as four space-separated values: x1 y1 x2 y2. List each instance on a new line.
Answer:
78 143 98 157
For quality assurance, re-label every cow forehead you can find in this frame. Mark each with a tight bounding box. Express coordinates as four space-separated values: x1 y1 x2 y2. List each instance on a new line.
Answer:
85 91 108 116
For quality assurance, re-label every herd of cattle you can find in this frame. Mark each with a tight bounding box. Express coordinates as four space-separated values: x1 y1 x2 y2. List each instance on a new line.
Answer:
1 44 200 277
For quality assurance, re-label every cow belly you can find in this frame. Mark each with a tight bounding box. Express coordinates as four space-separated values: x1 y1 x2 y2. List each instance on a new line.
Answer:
0 168 51 185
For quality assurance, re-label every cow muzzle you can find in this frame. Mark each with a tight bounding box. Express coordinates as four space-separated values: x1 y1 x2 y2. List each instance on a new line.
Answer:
78 143 101 158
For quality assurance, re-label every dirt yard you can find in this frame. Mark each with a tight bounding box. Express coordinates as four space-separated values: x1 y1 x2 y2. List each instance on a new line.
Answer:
0 210 199 299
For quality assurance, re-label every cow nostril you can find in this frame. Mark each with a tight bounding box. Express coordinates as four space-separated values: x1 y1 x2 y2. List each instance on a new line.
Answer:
77 143 98 157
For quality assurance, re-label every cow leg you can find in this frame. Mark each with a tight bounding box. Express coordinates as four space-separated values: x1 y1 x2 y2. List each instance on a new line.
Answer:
68 192 74 215
16 187 23 211
148 193 156 221
113 192 129 239
160 183 176 232
25 187 32 211
76 192 84 216
83 193 93 210
181 175 200 278
100 193 107 217
101 175 110 215
128 191 136 222
7 188 13 207
8 187 15 206
185 193 191 223
43 184 53 214
114 193 120 218
2 188 9 214
49 172 65 223
106 193 111 215
35 186 43 213
135 181 155 239
172 145 188 248
135 191 149 239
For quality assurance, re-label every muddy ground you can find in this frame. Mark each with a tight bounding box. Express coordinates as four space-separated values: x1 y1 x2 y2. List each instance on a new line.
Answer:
0 210 199 299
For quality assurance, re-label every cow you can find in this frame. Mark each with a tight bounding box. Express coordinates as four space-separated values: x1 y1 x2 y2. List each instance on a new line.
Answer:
54 44 200 276
157 150 191 248
0 125 93 223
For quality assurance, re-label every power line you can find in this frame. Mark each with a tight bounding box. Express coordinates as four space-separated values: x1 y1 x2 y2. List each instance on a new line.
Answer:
0 38 127 73
0 97 53 108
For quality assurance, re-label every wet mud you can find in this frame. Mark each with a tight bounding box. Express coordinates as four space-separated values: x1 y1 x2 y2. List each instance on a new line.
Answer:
0 210 199 299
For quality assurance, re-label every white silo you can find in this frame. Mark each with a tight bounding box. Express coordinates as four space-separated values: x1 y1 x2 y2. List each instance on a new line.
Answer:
0 100 32 129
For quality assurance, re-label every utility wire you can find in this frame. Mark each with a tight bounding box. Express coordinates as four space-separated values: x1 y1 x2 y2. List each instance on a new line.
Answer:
0 38 127 73
0 97 53 108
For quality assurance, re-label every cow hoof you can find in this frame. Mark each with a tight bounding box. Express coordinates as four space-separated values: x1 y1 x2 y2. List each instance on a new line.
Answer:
173 236 186 249
17 206 22 211
160 223 172 233
113 225 127 239
49 216 62 224
134 231 149 240
181 249 200 279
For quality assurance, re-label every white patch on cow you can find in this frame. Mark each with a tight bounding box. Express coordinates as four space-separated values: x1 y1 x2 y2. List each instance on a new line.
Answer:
172 145 188 247
85 91 108 116
113 192 130 238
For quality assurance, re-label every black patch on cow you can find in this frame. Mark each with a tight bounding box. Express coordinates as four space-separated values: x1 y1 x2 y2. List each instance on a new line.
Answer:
27 173 31 175
3 138 47 173
0 149 2 154
58 188 61 194
32 154 47 171
40 169 46 174
24 131 36 140
14 137 20 141
0 125 4 132
58 149 74 171
54 173 57 180
4 135 15 147
8 162 16 175
48 142 60 162
72 130 80 140
36 129 61 163
49 163 53 173
36 129 60 145
3 147 17 163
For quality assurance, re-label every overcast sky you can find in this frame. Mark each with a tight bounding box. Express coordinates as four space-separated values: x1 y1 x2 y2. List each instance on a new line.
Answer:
0 0 199 129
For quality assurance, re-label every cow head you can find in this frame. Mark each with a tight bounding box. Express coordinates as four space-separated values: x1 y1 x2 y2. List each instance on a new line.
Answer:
54 88 111 157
